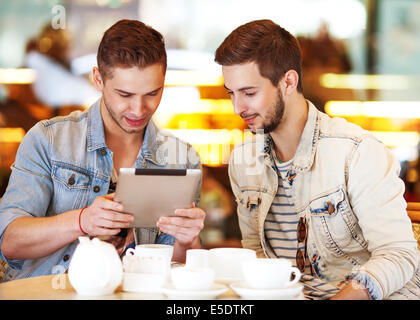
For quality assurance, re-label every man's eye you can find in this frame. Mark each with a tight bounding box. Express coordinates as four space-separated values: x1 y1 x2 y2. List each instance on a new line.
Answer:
245 92 255 96
227 91 233 96
147 92 159 96
119 94 131 98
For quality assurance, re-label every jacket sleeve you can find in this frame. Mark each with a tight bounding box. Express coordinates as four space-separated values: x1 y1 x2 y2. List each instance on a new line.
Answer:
346 136 418 299
0 121 53 269
228 148 265 258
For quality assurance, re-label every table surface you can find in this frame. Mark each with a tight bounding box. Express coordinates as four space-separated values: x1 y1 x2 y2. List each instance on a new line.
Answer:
0 274 241 300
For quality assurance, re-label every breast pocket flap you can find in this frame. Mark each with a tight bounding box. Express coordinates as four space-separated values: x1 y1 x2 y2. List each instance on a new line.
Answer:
237 191 261 210
309 188 345 216
52 165 91 190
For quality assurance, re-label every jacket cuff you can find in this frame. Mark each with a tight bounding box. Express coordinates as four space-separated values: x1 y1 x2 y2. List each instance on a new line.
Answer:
346 270 384 300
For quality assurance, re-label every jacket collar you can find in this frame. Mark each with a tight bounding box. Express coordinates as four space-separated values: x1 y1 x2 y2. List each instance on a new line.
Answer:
87 99 107 152
292 101 320 172
86 99 165 165
261 100 320 172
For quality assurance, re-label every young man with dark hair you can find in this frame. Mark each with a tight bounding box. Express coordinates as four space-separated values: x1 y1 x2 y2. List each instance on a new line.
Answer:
0 19 205 281
215 19 420 300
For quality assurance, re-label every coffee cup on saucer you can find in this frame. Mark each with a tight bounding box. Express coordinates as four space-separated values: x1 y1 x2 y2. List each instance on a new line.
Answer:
185 249 210 269
170 266 215 291
208 247 256 283
241 258 301 289
126 244 173 261
121 244 173 293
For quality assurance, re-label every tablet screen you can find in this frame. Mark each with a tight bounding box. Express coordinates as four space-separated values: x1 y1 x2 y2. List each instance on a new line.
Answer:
114 168 201 228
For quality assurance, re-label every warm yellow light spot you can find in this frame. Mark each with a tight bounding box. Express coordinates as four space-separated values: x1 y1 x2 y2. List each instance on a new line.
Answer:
0 128 25 143
370 131 419 148
167 128 245 166
325 101 420 119
320 73 413 90
0 68 36 84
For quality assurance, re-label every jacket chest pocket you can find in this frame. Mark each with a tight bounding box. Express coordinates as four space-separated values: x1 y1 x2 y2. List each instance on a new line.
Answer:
237 190 261 212
51 163 93 211
236 190 263 228
308 188 366 252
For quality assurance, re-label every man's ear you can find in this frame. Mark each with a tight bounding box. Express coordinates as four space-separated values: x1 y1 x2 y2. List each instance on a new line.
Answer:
92 67 104 91
278 70 299 96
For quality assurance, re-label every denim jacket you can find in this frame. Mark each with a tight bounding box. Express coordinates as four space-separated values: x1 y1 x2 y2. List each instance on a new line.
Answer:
229 101 419 299
0 99 201 282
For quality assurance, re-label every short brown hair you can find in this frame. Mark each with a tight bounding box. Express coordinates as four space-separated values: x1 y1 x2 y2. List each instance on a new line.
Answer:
97 19 167 80
215 19 303 93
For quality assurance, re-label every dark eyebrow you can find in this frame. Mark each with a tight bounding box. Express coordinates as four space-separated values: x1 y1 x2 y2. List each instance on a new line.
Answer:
115 87 163 95
115 88 134 95
146 86 163 95
223 85 256 92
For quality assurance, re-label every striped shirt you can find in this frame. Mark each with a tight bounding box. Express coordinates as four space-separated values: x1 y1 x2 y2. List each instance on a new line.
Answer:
264 148 340 299
264 155 309 270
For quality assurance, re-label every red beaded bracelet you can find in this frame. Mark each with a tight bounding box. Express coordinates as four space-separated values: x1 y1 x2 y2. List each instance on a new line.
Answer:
78 207 88 235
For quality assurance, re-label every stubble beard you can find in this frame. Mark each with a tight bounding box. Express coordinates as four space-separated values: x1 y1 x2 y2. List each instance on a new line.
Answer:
250 89 285 134
102 96 142 135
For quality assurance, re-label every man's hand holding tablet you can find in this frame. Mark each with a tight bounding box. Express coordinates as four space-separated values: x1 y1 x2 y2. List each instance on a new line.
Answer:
79 193 134 236
156 202 206 261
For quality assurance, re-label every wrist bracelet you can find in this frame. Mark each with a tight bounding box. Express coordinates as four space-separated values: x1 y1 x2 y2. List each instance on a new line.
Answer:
78 207 88 235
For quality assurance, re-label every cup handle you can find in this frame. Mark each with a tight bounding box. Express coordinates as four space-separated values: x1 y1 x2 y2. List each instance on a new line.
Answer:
126 248 135 256
287 267 301 286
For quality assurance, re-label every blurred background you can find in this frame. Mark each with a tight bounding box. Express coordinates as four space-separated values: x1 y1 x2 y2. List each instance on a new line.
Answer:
1 0 420 248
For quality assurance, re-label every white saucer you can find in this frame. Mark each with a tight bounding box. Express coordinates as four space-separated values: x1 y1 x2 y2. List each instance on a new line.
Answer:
230 281 303 300
215 277 242 285
161 283 228 300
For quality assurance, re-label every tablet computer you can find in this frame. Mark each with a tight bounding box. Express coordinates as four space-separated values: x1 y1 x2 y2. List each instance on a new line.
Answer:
114 168 201 228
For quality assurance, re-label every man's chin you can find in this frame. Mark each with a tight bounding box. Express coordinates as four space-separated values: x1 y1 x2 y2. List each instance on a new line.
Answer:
119 123 146 134
123 127 145 134
246 124 265 135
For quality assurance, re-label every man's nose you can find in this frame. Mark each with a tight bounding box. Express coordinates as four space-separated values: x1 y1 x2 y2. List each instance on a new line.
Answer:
130 98 145 116
232 96 247 116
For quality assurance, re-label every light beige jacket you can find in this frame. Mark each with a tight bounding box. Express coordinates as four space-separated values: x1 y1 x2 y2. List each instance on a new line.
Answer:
229 101 420 299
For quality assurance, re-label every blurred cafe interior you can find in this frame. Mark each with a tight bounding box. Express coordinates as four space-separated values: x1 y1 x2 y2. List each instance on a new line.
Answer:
1 0 420 250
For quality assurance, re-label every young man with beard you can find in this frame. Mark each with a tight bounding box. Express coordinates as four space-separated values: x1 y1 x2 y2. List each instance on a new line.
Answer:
215 19 420 300
0 20 205 281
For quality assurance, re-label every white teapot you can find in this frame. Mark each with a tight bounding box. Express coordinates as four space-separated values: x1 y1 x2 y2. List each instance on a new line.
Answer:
68 237 123 296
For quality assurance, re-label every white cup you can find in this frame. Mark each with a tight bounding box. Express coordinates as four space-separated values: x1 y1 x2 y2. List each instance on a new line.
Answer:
171 266 215 291
209 248 257 282
122 272 167 293
242 258 301 289
185 249 210 269
125 244 173 281
122 254 168 274
126 244 173 261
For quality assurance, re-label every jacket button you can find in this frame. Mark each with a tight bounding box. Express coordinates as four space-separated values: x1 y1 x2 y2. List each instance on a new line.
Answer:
99 149 107 156
63 254 70 262
327 201 335 214
68 174 75 186
93 186 100 193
